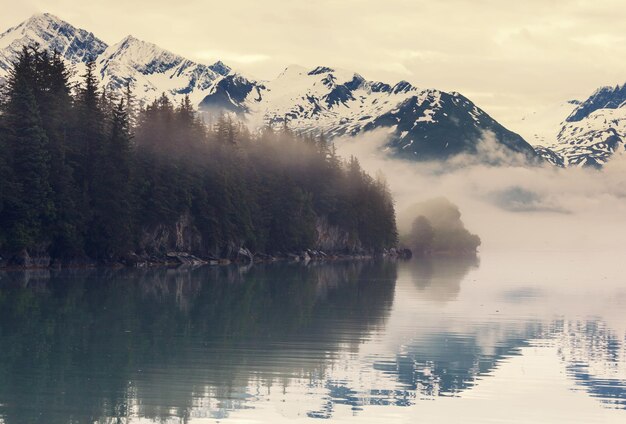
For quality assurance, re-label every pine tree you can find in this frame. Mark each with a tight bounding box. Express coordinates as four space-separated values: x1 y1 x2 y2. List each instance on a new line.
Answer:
73 60 104 205
0 47 400 262
0 117 13 247
0 48 53 250
124 81 137 130
35 50 83 257
88 99 133 258
177 94 194 126
71 60 109 257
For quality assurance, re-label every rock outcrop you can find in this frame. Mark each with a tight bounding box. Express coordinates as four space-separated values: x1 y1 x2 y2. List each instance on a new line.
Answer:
2 211 407 269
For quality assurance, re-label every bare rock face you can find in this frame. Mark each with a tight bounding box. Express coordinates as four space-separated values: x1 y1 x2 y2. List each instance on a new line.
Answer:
139 214 368 259
165 252 206 266
138 211 248 261
237 247 254 263
314 217 360 253
139 211 210 257
7 248 51 268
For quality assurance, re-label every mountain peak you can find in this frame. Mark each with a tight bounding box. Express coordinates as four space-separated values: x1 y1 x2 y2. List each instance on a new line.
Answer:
1 12 61 43
566 83 626 122
392 80 415 94
209 60 231 76
119 34 139 44
113 34 159 51
0 13 229 106
22 12 64 28
101 34 179 67
0 12 107 69
0 13 538 164
94 31 227 104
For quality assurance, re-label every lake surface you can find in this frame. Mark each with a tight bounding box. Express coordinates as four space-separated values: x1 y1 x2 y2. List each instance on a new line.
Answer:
0 250 625 423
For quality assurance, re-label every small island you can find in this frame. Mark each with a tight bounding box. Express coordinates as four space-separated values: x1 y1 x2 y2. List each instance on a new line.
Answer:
401 197 481 257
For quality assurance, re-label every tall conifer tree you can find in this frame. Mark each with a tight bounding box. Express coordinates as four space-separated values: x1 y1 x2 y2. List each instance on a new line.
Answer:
1 48 53 250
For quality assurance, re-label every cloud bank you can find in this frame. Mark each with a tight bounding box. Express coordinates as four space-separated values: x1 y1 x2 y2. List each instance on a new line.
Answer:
335 130 626 252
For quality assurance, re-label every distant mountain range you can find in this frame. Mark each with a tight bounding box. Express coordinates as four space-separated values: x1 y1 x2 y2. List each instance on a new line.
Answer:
0 13 230 107
4 12 622 166
197 65 538 161
517 87 626 168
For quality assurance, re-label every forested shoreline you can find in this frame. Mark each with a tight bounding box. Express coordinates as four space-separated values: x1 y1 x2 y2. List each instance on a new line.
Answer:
0 46 400 267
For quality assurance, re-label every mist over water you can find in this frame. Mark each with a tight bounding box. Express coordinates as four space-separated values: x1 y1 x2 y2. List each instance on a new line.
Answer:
1 117 625 423
0 252 625 423
335 129 626 252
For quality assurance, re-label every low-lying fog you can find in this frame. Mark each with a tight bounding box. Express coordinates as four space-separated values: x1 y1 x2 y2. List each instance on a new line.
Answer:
336 129 626 253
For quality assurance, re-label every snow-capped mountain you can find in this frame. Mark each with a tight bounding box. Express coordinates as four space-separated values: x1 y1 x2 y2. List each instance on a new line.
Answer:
0 13 538 161
523 85 626 168
554 109 626 168
0 12 106 84
0 13 229 106
553 85 626 167
199 65 538 161
97 35 230 107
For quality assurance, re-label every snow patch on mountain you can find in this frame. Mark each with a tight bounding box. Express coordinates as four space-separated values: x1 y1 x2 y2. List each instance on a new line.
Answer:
525 86 626 167
567 84 626 122
0 12 106 80
96 35 227 106
512 100 580 147
553 108 626 167
198 65 536 161
0 13 230 107
0 13 536 162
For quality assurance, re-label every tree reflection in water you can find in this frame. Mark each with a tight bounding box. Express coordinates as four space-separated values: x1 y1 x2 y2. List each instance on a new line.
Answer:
0 261 397 424
0 258 625 423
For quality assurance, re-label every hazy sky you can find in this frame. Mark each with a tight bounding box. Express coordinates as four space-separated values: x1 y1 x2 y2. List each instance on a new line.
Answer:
3 0 626 126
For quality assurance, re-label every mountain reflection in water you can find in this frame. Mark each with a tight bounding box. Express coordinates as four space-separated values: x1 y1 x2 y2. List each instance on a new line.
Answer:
0 254 624 423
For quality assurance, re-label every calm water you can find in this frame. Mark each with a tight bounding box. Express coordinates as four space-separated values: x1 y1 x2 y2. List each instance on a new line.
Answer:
0 250 625 423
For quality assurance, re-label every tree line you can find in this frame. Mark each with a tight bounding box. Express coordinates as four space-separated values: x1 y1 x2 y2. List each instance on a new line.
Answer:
0 46 398 264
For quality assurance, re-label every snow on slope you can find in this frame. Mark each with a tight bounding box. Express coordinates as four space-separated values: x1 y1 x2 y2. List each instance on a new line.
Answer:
554 107 626 167
0 13 537 162
524 85 626 168
0 13 107 84
245 65 421 136
200 65 538 161
512 100 580 147
97 35 229 107
0 13 230 107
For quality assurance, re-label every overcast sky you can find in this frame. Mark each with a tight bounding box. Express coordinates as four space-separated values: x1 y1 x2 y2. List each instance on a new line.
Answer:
3 0 626 127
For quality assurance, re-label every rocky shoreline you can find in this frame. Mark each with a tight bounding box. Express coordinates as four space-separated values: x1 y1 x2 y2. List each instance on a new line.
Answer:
0 214 411 270
0 247 412 270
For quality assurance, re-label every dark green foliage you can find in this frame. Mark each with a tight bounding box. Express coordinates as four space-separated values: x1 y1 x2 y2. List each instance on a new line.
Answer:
35 51 83 257
0 47 53 250
0 45 398 262
87 99 133 258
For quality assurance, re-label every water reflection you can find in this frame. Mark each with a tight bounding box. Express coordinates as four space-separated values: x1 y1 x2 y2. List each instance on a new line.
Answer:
0 262 396 423
408 256 479 302
0 256 624 423
556 320 626 409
